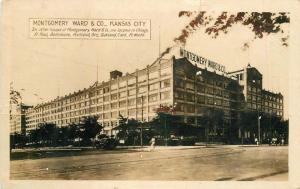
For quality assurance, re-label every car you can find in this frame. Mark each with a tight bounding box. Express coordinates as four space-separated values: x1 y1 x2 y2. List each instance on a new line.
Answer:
270 137 278 146
95 137 118 150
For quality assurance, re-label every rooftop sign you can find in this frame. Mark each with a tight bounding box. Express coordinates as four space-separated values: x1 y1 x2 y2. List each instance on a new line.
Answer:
180 48 226 74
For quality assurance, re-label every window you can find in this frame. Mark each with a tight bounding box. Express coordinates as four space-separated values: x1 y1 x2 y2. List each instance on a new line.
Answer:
128 89 136 96
161 79 170 88
111 93 118 100
98 98 103 103
257 96 261 101
97 106 102 111
104 113 110 119
175 91 184 100
216 89 222 96
111 111 118 118
186 93 194 102
207 87 214 95
119 100 127 108
207 97 214 105
247 86 251 92
216 99 222 106
128 99 136 106
110 83 118 90
186 82 194 90
175 78 184 88
137 107 147 115
138 74 147 82
119 110 127 117
149 94 158 102
257 88 261 93
161 67 171 76
128 78 136 86
138 86 147 93
197 95 205 104
239 73 244 81
197 85 205 93
149 83 159 91
128 109 136 116
223 100 229 107
175 103 184 112
207 79 214 85
186 105 195 113
103 87 110 94
247 103 251 108
197 75 204 82
223 91 229 98
103 104 110 110
104 95 110 101
137 97 147 105
119 91 127 98
119 81 126 88
149 71 159 80
111 102 118 109
161 91 170 100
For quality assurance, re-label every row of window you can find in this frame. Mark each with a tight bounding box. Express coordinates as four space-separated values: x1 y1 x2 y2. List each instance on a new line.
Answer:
174 103 232 114
174 91 236 103
174 78 233 90
247 86 262 93
27 92 171 121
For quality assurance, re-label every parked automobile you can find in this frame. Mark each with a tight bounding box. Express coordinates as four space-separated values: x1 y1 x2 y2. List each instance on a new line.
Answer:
95 137 118 150
270 137 278 146
180 136 196 146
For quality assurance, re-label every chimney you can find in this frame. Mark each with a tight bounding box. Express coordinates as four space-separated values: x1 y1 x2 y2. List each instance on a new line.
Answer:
110 70 123 80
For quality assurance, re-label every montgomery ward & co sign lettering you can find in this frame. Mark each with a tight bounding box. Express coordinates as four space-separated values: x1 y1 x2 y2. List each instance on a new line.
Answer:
180 48 226 73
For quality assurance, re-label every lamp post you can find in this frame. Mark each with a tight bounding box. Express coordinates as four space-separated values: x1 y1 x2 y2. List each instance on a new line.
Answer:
258 115 262 145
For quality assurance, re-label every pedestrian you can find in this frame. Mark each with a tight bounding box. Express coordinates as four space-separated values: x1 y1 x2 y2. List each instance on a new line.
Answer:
255 138 258 146
150 137 155 152
281 138 285 146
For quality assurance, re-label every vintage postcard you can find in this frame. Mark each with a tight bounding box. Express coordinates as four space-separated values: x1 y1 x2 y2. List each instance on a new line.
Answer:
1 0 300 188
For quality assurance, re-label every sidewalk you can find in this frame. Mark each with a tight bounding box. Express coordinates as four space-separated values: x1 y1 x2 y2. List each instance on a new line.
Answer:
120 145 206 151
11 145 207 153
11 144 286 153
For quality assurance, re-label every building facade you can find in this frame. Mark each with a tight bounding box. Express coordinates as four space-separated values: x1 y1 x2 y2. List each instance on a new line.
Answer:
228 64 284 116
25 58 173 135
22 56 284 140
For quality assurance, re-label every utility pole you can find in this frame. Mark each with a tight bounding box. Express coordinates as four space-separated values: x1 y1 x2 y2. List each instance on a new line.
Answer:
258 114 261 145
140 95 144 147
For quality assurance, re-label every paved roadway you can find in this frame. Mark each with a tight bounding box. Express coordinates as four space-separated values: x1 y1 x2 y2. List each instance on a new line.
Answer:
10 146 288 181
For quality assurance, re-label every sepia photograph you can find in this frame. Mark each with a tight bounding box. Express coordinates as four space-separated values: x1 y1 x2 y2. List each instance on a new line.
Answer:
1 0 300 188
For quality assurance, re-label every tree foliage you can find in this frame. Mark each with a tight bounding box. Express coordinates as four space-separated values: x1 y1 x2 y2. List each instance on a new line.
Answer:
114 115 141 144
175 11 289 48
79 116 103 144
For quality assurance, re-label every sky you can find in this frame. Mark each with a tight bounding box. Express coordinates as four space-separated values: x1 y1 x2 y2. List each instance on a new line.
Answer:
3 0 290 118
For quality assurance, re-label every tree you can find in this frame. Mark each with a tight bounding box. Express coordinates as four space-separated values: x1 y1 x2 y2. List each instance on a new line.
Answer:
68 122 81 143
199 107 225 143
38 122 57 146
158 12 289 58
114 115 141 145
175 12 289 48
79 116 103 145
57 126 70 146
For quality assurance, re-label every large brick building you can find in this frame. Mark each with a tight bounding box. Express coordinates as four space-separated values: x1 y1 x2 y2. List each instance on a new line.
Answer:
20 53 284 141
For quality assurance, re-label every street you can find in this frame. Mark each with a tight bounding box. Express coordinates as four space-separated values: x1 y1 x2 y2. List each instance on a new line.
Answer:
10 146 288 181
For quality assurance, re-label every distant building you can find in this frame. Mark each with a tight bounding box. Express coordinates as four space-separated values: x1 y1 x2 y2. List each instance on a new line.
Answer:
10 104 32 135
